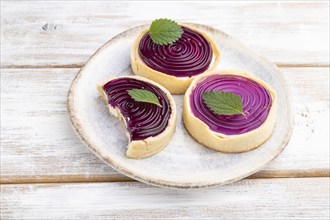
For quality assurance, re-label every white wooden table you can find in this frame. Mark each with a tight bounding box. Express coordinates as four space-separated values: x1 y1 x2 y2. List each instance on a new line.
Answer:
1 1 329 219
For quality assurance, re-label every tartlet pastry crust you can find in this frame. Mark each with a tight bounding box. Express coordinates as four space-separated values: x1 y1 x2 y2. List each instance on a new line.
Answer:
183 70 277 153
98 75 177 159
131 24 221 95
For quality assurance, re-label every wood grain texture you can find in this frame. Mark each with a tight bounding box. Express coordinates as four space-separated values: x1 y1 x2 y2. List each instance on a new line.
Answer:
1 1 329 68
1 67 329 184
1 178 329 219
1 1 329 217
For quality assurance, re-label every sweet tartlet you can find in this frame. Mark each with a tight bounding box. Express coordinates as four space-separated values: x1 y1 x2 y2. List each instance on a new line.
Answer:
131 24 220 94
183 70 277 153
98 76 177 159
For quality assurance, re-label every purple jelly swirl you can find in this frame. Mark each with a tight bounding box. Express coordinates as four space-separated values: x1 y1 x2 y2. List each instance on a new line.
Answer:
190 75 272 135
139 26 212 77
103 78 171 141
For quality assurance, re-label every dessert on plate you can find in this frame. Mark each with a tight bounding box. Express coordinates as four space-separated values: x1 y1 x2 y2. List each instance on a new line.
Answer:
98 75 177 159
131 19 220 94
183 70 277 153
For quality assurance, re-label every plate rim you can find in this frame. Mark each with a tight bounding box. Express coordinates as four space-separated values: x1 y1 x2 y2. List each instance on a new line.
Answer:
67 23 294 189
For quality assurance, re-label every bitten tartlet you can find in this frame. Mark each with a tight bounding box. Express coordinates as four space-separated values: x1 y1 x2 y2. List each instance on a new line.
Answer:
183 70 277 153
131 24 220 94
98 76 177 159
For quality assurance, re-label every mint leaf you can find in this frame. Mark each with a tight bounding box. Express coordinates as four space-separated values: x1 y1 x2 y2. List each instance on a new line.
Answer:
149 18 183 45
202 91 245 115
127 89 162 107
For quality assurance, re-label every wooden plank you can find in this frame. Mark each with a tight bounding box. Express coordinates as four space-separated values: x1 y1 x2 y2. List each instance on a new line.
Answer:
1 178 329 219
1 67 329 184
0 68 124 184
1 1 329 68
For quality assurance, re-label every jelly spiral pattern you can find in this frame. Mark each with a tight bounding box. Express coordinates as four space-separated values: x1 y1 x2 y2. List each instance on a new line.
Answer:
138 26 212 77
190 75 272 135
103 78 171 140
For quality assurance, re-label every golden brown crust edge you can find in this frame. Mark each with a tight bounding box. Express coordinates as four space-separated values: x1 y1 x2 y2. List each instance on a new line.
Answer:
98 75 177 159
131 24 221 95
183 70 277 153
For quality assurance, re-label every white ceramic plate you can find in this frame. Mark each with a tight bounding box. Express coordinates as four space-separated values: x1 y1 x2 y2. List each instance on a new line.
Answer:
67 23 293 188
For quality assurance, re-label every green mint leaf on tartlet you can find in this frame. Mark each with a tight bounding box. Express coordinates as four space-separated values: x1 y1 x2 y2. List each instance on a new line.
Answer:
127 89 162 107
149 18 183 45
202 91 245 116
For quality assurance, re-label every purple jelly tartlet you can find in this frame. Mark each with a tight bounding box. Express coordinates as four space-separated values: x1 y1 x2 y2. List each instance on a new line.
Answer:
131 24 220 94
98 76 177 159
183 70 277 153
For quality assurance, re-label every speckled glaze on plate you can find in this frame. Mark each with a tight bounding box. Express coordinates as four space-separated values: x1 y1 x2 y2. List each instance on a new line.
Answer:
67 23 293 189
